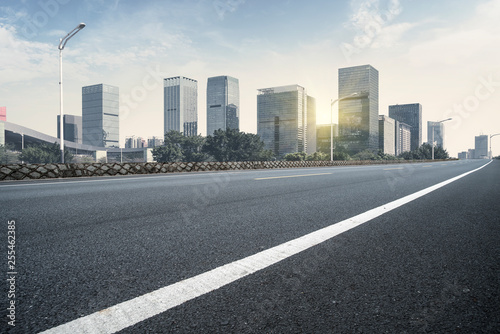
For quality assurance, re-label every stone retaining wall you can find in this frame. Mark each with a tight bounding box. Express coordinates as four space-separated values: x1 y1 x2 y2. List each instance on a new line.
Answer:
0 159 449 181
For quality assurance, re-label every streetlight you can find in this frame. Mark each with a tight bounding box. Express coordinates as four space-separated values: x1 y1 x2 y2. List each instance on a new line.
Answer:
58 23 85 163
490 133 500 159
431 118 452 160
330 92 361 161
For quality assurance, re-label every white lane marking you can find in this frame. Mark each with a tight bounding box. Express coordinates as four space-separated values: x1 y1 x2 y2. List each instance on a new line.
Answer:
255 172 332 180
40 160 492 334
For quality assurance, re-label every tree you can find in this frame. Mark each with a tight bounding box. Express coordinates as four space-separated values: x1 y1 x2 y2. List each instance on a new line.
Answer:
399 143 449 160
284 152 307 161
152 131 210 162
152 131 185 162
352 150 378 160
203 128 273 162
0 143 20 164
306 152 329 161
182 134 209 162
19 142 73 163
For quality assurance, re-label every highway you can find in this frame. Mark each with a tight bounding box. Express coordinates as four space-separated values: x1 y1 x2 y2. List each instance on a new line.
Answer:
1 159 499 333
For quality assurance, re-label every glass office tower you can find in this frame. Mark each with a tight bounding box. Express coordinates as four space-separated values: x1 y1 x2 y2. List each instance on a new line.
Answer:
338 64 379 154
427 121 444 148
257 85 315 157
82 84 119 148
389 103 422 151
164 76 198 137
57 114 82 144
206 76 239 135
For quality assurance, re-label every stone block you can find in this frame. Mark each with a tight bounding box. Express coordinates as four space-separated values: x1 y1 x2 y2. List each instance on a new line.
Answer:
29 172 41 179
0 166 12 175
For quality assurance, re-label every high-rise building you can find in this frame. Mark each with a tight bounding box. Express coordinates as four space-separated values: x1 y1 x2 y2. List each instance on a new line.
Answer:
379 115 395 155
306 96 317 154
467 149 475 159
164 76 198 137
395 121 411 156
458 151 467 160
148 136 163 148
338 64 379 154
427 121 445 148
474 135 488 159
389 103 422 151
207 76 239 135
82 84 119 148
0 107 6 121
257 85 314 157
316 124 339 154
57 115 82 144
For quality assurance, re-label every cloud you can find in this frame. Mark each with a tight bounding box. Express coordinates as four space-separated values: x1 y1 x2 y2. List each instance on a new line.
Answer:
0 24 55 85
408 0 500 68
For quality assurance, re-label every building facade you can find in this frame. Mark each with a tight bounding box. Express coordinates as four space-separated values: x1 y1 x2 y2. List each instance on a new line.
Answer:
427 121 445 148
82 84 119 148
257 85 314 157
458 151 467 160
164 76 198 137
207 76 239 135
0 107 6 122
388 103 422 151
316 124 339 154
474 135 488 159
57 114 82 144
306 96 316 154
338 64 379 154
395 121 411 156
379 115 395 155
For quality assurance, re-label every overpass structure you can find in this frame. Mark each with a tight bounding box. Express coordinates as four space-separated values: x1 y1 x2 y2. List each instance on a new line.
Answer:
0 121 153 162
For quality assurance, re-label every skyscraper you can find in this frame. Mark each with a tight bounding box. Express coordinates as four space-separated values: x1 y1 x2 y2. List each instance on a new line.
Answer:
395 121 411 156
379 115 395 155
257 85 314 157
164 76 198 137
206 76 239 135
57 114 82 144
306 96 317 154
474 135 488 159
0 107 6 121
389 103 422 151
427 121 445 148
338 64 379 154
82 84 119 147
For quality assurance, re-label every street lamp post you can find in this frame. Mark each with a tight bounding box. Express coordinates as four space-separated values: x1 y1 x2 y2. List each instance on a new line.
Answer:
58 23 85 163
330 92 360 161
490 133 500 159
431 118 452 160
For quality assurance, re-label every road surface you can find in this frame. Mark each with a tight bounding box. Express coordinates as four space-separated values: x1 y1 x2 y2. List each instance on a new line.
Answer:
1 159 498 333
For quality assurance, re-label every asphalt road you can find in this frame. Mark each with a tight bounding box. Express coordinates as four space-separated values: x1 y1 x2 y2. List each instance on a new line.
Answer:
0 159 498 333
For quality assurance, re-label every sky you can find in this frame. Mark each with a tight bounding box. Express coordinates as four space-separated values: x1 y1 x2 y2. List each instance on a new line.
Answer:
1 0 500 157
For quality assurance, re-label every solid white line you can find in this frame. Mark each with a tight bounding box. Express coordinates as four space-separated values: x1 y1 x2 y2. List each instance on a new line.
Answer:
39 160 492 334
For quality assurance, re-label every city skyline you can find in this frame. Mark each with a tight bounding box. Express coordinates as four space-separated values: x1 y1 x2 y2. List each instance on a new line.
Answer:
1 1 500 156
